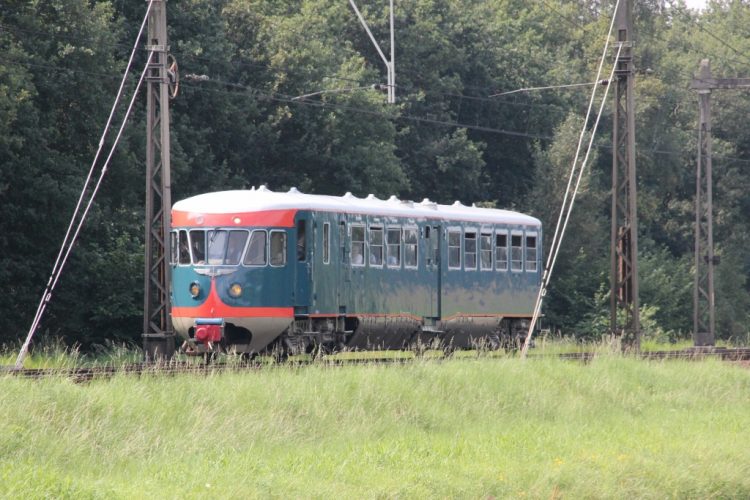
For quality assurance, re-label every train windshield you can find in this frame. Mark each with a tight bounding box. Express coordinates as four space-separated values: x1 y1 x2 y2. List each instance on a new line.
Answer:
188 229 248 265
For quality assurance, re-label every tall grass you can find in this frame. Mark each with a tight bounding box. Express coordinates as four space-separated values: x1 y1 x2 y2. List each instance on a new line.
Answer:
1 357 749 498
0 338 142 369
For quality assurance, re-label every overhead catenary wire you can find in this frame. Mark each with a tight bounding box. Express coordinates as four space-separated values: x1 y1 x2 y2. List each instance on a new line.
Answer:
180 78 557 141
520 0 623 359
489 80 609 97
9 52 749 166
4 5 746 168
175 75 750 164
15 2 155 370
4 47 749 168
1 10 599 110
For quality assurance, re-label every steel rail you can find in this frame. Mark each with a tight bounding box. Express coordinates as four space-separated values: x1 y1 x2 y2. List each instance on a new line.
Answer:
3 348 750 382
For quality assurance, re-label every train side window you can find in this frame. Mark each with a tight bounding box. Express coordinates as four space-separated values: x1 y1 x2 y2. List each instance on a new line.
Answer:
296 220 306 261
175 230 189 265
526 233 538 272
404 227 418 269
339 221 346 263
448 230 461 269
243 230 267 266
496 232 508 271
432 226 439 264
189 230 206 264
480 232 492 270
511 233 523 271
323 222 330 264
386 227 401 268
351 225 365 266
464 231 477 270
170 231 178 264
369 226 384 267
270 231 287 267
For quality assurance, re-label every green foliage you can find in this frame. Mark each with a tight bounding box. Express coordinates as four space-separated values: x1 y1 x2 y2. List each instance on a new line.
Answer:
1 0 750 347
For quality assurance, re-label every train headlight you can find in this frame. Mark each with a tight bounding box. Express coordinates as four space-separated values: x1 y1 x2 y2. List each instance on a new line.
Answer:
229 283 242 298
189 282 201 299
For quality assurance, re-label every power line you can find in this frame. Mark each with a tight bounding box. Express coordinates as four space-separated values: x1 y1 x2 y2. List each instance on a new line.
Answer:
1 13 592 108
3 12 748 162
5 47 743 164
0 55 128 82
181 77 750 165
536 0 596 34
0 21 134 52
687 15 750 68
3 52 747 165
0 16 602 113
490 80 608 97
180 78 556 141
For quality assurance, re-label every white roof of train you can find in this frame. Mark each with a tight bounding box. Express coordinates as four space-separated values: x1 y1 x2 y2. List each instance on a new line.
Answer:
173 186 541 226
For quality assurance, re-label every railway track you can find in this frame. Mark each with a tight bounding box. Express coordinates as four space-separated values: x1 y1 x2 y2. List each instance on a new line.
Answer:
555 347 750 362
3 347 749 382
0 356 415 382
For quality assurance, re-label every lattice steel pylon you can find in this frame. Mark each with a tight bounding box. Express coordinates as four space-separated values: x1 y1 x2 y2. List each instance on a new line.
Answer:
142 0 175 361
610 0 640 351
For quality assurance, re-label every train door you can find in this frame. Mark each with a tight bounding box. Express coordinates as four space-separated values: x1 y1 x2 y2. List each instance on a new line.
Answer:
339 216 350 313
425 224 442 318
294 217 311 310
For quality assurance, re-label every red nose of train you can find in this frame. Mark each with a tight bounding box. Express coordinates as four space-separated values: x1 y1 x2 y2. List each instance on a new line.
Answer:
195 324 222 343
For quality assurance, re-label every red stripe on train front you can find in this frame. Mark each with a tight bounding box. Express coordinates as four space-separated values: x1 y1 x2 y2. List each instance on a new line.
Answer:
172 306 293 318
172 209 297 228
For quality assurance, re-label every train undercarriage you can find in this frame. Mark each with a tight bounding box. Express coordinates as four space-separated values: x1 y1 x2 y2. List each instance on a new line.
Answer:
179 315 532 360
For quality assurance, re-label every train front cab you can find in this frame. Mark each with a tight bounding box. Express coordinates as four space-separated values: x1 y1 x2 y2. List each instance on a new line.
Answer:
170 218 296 355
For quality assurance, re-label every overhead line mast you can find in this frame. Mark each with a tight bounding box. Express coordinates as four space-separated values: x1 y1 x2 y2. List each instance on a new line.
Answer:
142 0 177 361
690 59 750 346
610 0 640 351
349 0 396 103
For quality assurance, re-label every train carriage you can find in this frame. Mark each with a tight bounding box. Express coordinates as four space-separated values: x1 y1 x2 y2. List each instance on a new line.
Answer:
170 186 542 357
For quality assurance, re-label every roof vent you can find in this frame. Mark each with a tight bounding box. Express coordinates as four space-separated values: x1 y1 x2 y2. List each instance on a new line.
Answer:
452 200 464 207
366 194 377 200
258 185 270 192
288 187 300 194
471 203 477 208
388 195 400 203
343 192 355 199
250 186 256 191
420 198 438 210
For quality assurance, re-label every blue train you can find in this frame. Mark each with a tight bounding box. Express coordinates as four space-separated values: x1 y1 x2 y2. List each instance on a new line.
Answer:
170 187 542 357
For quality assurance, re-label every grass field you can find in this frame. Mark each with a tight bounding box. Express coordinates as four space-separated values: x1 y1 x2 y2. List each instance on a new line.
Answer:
2 356 749 498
